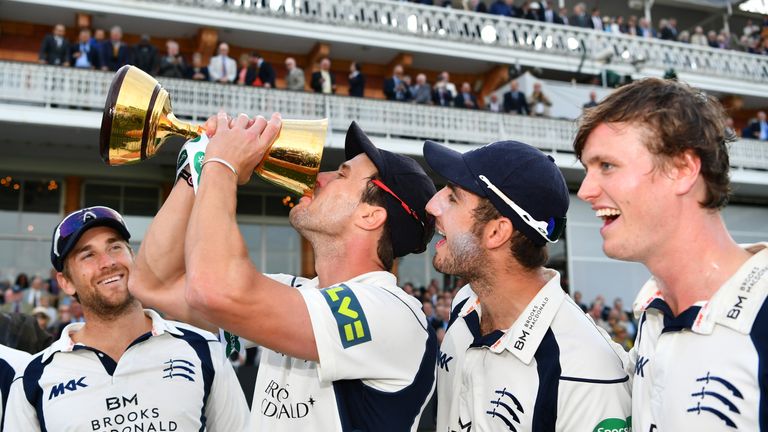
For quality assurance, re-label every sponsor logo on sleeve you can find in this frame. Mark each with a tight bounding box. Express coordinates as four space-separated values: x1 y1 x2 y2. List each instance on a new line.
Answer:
593 417 631 432
321 284 371 348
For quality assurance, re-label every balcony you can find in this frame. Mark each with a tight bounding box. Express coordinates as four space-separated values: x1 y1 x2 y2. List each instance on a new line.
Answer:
4 0 768 98
0 60 766 195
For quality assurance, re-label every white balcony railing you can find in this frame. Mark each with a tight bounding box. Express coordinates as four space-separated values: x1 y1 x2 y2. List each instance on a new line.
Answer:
1 61 766 171
134 0 768 84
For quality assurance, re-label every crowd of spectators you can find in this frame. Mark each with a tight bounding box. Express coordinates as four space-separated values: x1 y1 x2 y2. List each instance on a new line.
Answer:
0 272 85 341
417 0 768 56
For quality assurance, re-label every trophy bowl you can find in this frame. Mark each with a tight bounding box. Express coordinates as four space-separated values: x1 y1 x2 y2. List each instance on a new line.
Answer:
100 65 328 196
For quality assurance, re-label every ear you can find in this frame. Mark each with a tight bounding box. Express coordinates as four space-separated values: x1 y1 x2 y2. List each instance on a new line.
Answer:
355 203 387 232
56 271 77 298
482 217 514 250
670 149 701 196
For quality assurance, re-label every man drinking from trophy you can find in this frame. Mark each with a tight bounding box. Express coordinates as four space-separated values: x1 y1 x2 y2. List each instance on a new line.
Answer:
130 112 438 432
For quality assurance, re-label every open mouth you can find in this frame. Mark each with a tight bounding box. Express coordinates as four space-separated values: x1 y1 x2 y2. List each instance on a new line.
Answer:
97 274 124 286
595 208 621 227
435 229 446 248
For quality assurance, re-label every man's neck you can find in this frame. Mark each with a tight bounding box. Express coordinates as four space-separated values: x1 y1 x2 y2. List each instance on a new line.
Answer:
311 235 385 289
71 303 152 362
645 213 752 316
471 265 550 335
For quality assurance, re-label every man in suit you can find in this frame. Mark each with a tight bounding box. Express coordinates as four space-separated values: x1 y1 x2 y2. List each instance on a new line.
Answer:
100 26 133 71
743 111 768 141
454 82 478 109
583 90 599 109
570 3 590 28
71 28 98 69
503 80 530 115
284 57 305 91
208 42 237 84
383 64 412 101
348 61 365 97
251 53 276 88
310 57 336 94
38 24 70 66
411 73 432 104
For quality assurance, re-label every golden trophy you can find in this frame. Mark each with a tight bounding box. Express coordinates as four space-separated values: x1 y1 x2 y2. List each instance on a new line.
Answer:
100 65 327 196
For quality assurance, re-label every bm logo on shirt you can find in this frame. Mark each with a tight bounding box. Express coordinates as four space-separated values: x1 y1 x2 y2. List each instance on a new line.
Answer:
49 376 88 400
321 284 371 348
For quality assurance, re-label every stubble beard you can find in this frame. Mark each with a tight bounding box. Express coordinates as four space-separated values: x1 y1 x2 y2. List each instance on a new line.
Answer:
433 231 487 282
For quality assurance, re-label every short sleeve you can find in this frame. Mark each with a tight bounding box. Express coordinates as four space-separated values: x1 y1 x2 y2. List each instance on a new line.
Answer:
204 340 250 431
299 283 430 391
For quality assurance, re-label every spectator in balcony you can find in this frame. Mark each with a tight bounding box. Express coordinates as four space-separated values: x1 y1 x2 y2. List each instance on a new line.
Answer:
284 57 305 91
625 15 639 36
486 93 502 112
690 26 707 46
589 7 603 31
133 34 159 76
583 90 599 109
637 17 655 38
88 28 105 68
529 82 551 116
678 30 691 44
310 57 336 94
466 0 487 13
435 71 457 98
411 73 432 104
454 82 478 109
2 285 32 315
488 0 520 18
520 1 539 21
742 111 768 140
660 18 679 41
250 52 276 88
570 3 590 28
718 30 731 49
237 53 253 85
707 30 719 48
559 7 569 25
209 42 237 84
158 39 186 79
384 64 412 101
347 61 365 97
538 1 563 24
185 52 210 81
38 23 70 67
432 78 453 107
503 79 530 115
71 28 98 69
100 26 132 72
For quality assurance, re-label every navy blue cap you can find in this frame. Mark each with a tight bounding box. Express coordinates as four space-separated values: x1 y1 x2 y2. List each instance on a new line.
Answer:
51 206 131 272
423 140 568 246
345 122 436 257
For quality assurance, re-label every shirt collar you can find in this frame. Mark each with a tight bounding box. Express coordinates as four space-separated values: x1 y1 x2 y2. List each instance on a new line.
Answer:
633 243 768 335
459 269 566 364
41 309 183 362
307 271 397 289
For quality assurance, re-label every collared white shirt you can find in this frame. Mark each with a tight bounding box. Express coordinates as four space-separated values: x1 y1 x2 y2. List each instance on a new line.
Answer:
629 242 768 431
5 309 249 431
248 271 437 432
0 345 31 430
437 270 631 432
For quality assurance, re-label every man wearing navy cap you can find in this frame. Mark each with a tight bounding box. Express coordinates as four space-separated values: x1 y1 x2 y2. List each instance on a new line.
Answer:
130 114 438 431
5 206 249 431
423 140 631 431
